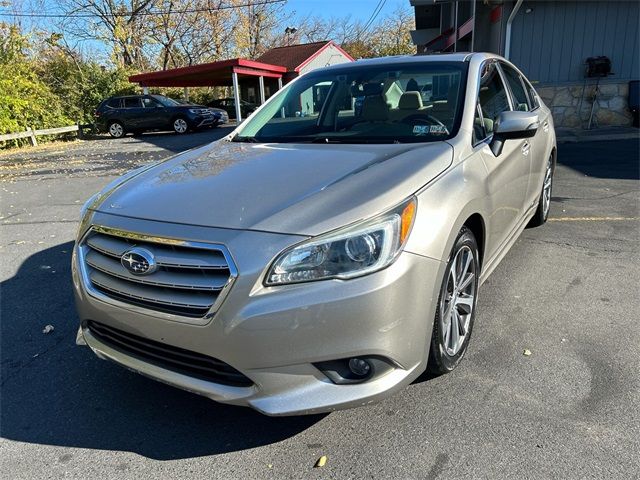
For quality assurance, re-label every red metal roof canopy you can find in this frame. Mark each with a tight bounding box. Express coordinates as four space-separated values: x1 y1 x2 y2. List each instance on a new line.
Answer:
129 58 287 88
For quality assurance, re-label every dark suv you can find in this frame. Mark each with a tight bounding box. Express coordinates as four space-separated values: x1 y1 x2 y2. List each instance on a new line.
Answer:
95 94 227 138
207 98 258 119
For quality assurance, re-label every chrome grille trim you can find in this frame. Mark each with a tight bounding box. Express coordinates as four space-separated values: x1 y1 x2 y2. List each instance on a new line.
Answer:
77 226 238 325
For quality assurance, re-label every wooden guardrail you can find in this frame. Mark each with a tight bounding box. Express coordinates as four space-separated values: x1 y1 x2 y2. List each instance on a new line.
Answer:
0 124 87 146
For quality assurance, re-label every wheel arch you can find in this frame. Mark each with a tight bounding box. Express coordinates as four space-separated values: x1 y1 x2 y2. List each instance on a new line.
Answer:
462 213 486 269
171 113 188 122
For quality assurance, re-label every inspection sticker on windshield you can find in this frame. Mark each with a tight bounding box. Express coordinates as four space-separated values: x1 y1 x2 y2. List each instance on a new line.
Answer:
413 125 448 135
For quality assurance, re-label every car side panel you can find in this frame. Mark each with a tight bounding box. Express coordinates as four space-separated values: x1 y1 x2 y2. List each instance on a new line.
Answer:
405 141 492 267
480 138 530 261
526 103 555 209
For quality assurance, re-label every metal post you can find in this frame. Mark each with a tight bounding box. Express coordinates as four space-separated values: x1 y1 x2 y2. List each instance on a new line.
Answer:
277 77 285 118
505 0 524 60
470 0 476 52
453 1 459 52
232 71 242 123
258 76 266 104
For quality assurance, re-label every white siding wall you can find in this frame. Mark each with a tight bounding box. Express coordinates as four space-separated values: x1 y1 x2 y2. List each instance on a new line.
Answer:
298 44 353 75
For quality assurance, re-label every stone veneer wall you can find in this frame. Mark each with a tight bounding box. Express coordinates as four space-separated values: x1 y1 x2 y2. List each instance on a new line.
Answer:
536 82 633 128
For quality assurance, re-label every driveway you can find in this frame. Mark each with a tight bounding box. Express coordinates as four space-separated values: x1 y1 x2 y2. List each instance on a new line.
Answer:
1 133 638 479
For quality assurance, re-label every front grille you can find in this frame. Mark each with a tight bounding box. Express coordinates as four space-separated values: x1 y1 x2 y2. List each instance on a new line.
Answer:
87 321 253 387
80 228 235 319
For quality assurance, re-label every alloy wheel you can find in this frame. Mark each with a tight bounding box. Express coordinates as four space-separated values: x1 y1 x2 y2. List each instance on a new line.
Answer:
439 245 477 356
109 123 124 137
542 158 553 219
174 118 188 133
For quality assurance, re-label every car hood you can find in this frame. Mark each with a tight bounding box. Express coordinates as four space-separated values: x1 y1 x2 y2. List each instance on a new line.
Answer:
94 140 453 236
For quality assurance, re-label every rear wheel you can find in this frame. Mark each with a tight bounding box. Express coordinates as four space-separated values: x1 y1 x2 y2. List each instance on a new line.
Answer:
173 117 189 134
428 227 479 374
528 155 554 227
108 121 125 138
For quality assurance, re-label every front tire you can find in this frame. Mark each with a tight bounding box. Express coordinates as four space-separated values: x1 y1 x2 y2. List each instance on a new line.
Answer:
428 227 479 374
108 121 125 138
528 155 554 227
172 117 189 134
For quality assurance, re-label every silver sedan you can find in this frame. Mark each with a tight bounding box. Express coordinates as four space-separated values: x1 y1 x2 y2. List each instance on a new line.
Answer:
73 52 556 415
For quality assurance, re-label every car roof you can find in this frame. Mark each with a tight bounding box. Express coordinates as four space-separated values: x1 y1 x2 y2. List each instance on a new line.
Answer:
318 52 499 72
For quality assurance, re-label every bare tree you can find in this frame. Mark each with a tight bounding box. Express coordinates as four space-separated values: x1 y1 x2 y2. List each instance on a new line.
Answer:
62 0 156 68
231 0 292 58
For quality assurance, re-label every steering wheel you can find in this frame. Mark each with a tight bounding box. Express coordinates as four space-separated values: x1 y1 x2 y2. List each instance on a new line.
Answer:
399 114 448 130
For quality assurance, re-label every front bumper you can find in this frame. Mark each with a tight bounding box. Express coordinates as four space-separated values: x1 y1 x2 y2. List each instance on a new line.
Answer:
72 214 444 415
192 114 218 128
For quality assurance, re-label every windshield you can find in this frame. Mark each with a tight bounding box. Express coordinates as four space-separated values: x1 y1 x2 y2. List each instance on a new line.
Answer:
152 94 180 107
234 61 467 144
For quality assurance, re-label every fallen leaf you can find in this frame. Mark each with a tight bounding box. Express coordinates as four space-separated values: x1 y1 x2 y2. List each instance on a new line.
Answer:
42 325 54 334
523 349 532 356
314 456 327 468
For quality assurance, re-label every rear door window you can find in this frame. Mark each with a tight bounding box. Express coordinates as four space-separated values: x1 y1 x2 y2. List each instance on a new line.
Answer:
523 78 541 109
106 98 121 108
500 63 531 111
478 62 512 135
123 97 142 108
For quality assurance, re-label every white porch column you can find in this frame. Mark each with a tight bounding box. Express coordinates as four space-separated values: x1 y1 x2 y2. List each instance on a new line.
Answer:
258 76 266 104
277 77 283 90
232 71 242 123
183 87 189 101
142 86 149 95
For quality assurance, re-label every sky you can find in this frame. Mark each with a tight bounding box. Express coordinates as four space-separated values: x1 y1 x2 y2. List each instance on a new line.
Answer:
286 0 400 23
2 0 407 61
4 0 405 28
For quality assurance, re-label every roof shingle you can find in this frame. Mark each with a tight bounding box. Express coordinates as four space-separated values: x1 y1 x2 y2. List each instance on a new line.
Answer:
256 41 332 72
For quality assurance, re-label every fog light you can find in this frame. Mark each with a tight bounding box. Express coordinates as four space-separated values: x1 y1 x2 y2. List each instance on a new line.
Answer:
314 356 395 385
348 358 371 377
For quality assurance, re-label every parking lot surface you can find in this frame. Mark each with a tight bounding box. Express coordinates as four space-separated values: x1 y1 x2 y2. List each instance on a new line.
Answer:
1 131 638 479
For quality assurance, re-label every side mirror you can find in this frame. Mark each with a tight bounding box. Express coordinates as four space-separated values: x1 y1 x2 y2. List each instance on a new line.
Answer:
490 110 539 156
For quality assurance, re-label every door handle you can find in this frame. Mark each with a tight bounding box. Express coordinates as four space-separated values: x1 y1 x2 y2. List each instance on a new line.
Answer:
522 141 530 156
543 121 549 132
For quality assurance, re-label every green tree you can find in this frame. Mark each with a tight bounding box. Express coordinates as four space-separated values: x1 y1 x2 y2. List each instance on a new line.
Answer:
0 24 71 137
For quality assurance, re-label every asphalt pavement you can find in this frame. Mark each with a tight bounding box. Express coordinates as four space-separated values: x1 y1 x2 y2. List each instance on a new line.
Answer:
1 131 638 479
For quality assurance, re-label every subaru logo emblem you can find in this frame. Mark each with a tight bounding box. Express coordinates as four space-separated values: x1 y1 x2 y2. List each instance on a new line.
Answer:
121 247 156 275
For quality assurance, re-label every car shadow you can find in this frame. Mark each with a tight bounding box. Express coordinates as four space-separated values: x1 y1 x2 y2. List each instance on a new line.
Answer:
0 243 323 460
557 138 639 180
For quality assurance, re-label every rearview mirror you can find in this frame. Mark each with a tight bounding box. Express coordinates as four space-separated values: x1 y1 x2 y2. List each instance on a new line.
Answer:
490 110 539 156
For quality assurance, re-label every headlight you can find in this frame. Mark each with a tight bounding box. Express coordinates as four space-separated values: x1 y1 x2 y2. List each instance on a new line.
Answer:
265 197 417 286
188 108 202 114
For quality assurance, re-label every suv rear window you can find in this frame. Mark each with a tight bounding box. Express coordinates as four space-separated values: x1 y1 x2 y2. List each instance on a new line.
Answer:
123 97 142 108
105 98 121 108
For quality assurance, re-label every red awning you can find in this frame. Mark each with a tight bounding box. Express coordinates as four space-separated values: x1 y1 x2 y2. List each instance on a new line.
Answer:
129 59 287 87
